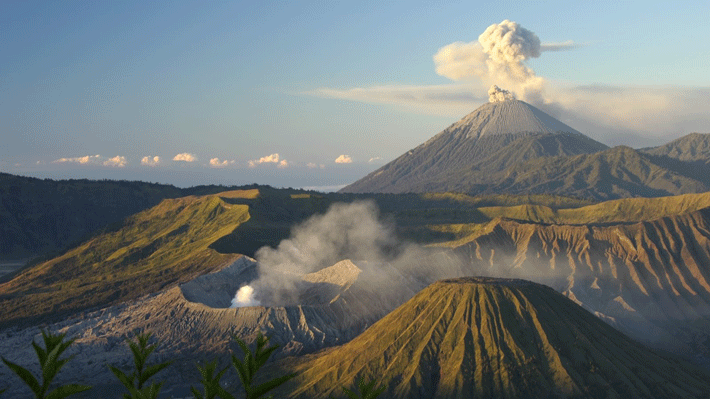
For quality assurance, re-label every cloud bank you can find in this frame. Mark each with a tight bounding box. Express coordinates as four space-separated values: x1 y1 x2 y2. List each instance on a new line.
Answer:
53 154 126 167
248 153 289 168
103 155 127 167
141 156 161 167
173 153 197 162
335 155 353 164
53 154 101 165
209 157 235 168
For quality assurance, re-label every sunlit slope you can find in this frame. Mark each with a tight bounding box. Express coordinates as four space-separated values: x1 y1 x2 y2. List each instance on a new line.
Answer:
0 191 253 326
286 278 710 398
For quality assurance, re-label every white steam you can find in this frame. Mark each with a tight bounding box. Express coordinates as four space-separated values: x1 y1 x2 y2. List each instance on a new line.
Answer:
488 85 515 102
230 285 260 308
232 201 577 314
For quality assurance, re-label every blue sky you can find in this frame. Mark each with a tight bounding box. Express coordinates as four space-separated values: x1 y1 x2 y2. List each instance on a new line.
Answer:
2 0 709 188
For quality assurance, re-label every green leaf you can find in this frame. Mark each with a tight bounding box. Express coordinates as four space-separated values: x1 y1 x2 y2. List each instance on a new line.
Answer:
248 373 296 399
2 357 42 396
45 384 92 399
191 386 205 399
139 360 173 387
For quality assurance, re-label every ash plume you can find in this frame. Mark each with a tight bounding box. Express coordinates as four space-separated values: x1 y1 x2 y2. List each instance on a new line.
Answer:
488 85 515 102
434 20 547 103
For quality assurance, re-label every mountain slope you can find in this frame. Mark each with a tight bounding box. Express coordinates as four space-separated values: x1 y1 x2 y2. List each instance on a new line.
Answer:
285 278 710 398
0 190 256 326
487 145 710 200
444 207 710 360
0 173 270 260
641 133 710 162
340 99 607 194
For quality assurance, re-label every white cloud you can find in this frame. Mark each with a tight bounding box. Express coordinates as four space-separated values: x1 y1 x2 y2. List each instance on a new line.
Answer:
209 157 235 168
53 154 101 165
141 156 161 167
248 153 284 168
368 157 383 163
307 84 485 116
335 154 353 164
540 40 583 52
307 162 317 168
278 160 289 168
103 155 127 167
173 153 197 162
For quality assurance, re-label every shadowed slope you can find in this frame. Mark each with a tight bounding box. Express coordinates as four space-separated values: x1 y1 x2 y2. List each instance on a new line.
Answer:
286 278 710 399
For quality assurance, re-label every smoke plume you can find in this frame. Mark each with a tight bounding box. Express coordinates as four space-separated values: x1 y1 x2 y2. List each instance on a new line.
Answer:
237 201 577 311
434 20 547 103
248 201 400 305
488 85 515 102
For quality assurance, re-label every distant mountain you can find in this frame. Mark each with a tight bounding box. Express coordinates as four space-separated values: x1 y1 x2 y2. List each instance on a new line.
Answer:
341 100 710 200
487 145 710 200
641 132 710 162
285 277 710 398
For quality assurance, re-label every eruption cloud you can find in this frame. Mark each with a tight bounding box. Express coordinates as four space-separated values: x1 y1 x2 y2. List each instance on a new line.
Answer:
488 85 515 102
434 19 546 103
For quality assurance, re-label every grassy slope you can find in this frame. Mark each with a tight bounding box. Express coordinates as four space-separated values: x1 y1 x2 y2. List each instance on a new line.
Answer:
284 278 710 398
0 190 254 326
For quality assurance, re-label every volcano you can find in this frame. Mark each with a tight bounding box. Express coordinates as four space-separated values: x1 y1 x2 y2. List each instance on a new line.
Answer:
340 92 710 199
340 96 608 194
285 277 710 399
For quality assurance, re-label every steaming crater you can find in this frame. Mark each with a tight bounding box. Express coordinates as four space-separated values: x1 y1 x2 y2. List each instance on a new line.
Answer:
179 256 258 308
180 257 375 309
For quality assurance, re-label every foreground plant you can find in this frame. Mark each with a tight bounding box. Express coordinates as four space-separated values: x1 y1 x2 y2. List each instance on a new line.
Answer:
1 330 91 398
191 359 234 399
109 332 173 399
231 332 295 399
333 378 386 399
